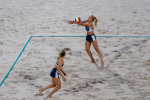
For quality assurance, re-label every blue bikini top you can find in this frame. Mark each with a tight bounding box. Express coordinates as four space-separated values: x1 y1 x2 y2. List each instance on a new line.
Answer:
85 26 94 32
56 58 64 67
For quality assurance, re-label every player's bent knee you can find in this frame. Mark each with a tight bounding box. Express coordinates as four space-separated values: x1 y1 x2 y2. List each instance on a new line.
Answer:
52 84 56 87
57 86 61 89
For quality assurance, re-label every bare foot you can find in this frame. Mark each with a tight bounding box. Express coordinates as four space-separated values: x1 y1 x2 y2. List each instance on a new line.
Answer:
91 60 95 63
39 89 43 96
91 61 95 63
47 96 52 98
91 59 99 63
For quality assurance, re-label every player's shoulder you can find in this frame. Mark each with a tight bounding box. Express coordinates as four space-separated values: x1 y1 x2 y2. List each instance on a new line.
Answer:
58 58 64 62
87 22 93 26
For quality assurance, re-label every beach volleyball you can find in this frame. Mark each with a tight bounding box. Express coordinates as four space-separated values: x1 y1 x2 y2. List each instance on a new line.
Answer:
75 17 81 23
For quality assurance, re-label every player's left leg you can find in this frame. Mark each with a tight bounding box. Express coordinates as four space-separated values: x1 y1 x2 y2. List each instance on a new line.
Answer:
92 40 104 67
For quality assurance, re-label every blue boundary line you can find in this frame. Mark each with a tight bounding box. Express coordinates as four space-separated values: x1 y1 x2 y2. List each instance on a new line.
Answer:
0 35 150 87
32 35 150 37
0 36 32 87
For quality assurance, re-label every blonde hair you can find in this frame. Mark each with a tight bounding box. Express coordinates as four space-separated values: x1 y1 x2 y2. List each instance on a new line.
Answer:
92 15 98 26
57 50 66 59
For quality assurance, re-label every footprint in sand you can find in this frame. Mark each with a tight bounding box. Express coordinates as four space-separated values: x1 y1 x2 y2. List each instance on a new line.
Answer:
63 48 71 51
34 93 44 96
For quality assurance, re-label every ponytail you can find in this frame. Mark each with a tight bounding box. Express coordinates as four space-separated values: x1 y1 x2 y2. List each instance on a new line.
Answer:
94 17 98 26
57 52 61 59
92 15 98 26
57 50 66 59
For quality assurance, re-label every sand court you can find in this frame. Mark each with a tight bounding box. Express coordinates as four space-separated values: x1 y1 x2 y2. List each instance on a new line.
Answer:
1 36 150 100
0 0 150 99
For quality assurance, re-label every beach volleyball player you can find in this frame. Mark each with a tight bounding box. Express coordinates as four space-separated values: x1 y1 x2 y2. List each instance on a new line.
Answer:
68 15 104 67
39 50 67 98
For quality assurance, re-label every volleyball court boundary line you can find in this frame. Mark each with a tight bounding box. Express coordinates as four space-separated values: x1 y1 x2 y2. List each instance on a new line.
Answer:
0 35 150 87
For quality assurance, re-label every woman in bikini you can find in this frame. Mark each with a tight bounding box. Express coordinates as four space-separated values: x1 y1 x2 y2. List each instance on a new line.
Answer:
68 15 104 67
39 50 67 98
